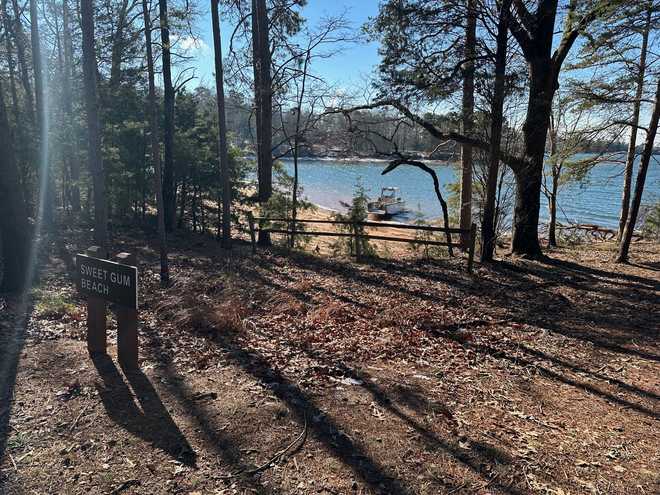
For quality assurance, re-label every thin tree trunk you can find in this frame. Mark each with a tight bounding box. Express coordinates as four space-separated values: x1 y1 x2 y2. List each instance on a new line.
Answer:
0 83 30 293
143 0 169 284
617 77 660 263
1 0 19 124
212 0 231 248
62 0 80 212
618 3 652 242
109 0 130 90
252 0 272 245
178 176 187 229
30 0 53 226
480 0 509 262
546 114 559 248
548 173 559 247
81 0 108 247
289 52 310 249
159 0 176 231
10 0 35 125
459 0 476 249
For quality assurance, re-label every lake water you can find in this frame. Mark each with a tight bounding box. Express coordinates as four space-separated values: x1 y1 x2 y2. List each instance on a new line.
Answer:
280 156 660 229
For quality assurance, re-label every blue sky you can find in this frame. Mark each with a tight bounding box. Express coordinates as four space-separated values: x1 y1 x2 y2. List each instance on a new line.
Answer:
184 0 382 90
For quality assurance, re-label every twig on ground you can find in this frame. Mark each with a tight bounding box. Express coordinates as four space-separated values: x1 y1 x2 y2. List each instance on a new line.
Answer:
219 413 308 479
108 479 140 494
69 401 99 433
8 453 18 471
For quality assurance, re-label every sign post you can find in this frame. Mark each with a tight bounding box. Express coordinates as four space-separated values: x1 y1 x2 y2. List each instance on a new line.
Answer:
85 246 108 355
115 252 138 369
76 247 139 368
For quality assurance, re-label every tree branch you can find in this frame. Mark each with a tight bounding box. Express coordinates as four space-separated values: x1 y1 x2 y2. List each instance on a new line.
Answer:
326 99 525 171
382 159 453 256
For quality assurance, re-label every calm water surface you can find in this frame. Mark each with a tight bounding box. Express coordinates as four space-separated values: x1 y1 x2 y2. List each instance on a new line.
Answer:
281 156 660 229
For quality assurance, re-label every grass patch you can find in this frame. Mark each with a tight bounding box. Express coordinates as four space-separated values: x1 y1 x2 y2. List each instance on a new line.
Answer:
33 289 78 319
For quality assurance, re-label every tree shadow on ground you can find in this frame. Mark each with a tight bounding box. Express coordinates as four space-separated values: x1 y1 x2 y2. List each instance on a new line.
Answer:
425 329 659 421
0 299 29 471
91 354 197 466
165 320 528 495
141 333 282 495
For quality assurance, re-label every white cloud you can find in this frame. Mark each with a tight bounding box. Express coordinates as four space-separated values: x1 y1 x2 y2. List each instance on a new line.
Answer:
172 34 211 55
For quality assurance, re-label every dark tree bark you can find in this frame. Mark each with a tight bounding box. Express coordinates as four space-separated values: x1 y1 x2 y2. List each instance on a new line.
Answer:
617 77 660 263
62 0 80 212
546 115 560 247
618 4 652 242
211 0 231 248
10 0 35 125
81 0 108 247
159 0 176 231
459 0 476 250
1 0 19 123
0 84 29 293
507 0 602 257
109 0 132 90
480 0 510 262
252 0 272 245
142 0 169 284
28 0 43 128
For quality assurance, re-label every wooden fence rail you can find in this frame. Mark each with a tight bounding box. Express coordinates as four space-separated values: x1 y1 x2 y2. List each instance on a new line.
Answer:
247 212 477 273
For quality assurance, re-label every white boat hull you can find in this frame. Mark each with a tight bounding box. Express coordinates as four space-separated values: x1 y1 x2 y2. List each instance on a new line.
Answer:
384 202 405 215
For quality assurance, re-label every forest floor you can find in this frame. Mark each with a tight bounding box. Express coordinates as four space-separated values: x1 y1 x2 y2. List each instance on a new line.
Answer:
0 222 658 495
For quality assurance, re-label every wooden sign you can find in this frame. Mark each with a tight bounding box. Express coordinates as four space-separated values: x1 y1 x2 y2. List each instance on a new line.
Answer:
76 253 138 309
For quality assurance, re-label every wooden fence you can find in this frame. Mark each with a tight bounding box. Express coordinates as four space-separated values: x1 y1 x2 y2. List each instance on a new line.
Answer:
247 213 477 273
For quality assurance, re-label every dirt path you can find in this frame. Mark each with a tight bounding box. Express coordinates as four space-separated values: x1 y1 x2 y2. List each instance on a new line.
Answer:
0 229 658 494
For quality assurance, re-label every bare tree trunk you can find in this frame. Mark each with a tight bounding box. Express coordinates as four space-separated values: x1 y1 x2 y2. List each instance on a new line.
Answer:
617 77 660 263
252 0 272 245
30 0 53 226
511 58 554 258
10 0 35 125
81 0 108 247
62 0 81 212
548 173 559 247
211 0 231 248
1 0 19 123
618 4 652 242
480 0 509 262
109 0 131 90
29 0 43 126
459 0 476 249
0 84 29 293
177 176 187 229
546 113 560 248
159 0 176 231
289 52 310 249
142 0 169 284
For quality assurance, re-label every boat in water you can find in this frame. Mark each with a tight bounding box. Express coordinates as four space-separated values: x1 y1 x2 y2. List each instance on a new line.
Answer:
368 187 406 216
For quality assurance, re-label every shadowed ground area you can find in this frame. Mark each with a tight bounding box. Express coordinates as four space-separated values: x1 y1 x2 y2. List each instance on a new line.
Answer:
0 227 658 494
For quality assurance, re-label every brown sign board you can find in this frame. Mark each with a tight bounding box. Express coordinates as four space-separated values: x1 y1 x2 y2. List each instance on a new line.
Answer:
76 254 138 309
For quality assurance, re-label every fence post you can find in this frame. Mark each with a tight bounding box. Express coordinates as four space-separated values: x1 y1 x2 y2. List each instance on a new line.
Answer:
85 246 107 356
115 252 138 369
467 223 477 274
247 211 257 254
353 221 362 261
